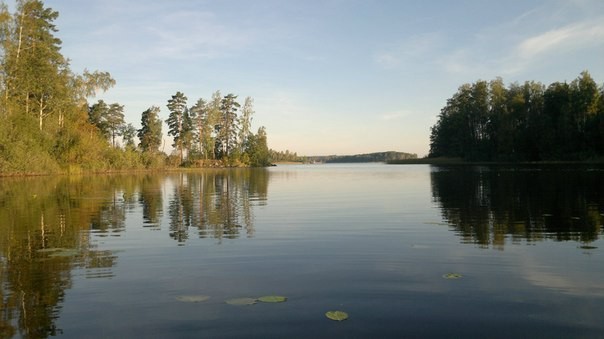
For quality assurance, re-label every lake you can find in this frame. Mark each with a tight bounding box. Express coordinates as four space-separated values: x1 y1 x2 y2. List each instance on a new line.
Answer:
1 164 603 338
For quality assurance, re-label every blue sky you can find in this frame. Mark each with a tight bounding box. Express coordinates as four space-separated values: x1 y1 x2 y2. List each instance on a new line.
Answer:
45 0 604 156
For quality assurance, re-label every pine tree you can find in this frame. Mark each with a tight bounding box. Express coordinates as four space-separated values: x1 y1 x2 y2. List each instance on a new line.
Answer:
106 103 125 147
88 99 110 138
189 98 208 158
166 91 188 163
216 93 240 158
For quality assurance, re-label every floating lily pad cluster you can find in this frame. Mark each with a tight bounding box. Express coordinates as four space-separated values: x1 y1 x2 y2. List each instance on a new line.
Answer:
175 295 288 305
223 295 287 305
175 294 349 321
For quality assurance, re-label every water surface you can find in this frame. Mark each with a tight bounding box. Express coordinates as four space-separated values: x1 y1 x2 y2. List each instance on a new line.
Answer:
1 164 603 338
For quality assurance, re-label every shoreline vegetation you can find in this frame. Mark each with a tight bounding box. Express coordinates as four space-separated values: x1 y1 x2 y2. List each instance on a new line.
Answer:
428 71 604 162
2 2 602 176
0 1 275 176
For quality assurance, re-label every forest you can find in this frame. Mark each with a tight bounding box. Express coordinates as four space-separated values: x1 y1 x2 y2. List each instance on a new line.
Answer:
0 0 271 175
429 71 604 161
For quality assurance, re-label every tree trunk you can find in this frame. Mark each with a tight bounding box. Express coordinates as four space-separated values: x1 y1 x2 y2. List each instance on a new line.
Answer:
38 97 44 130
16 9 24 63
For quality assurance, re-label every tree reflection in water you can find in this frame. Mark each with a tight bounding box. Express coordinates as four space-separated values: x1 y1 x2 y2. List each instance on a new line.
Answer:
0 169 268 337
430 166 604 249
167 169 268 244
0 176 122 337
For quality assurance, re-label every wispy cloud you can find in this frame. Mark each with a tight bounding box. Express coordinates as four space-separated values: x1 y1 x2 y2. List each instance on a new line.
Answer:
63 2 260 73
146 10 256 60
516 19 604 60
379 1 604 79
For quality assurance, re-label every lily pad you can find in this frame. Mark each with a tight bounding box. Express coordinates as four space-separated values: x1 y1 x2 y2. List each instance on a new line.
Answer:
325 311 349 321
226 297 257 306
176 295 210 303
442 273 463 279
258 295 287 303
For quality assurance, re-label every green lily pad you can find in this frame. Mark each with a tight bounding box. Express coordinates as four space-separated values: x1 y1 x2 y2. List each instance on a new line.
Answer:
176 295 210 303
442 273 463 279
258 295 287 303
325 311 349 321
226 297 257 306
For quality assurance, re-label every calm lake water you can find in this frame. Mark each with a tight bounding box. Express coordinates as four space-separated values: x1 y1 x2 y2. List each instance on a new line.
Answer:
1 164 604 338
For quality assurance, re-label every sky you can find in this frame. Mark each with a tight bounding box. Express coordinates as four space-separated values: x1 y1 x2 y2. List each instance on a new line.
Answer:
39 0 604 156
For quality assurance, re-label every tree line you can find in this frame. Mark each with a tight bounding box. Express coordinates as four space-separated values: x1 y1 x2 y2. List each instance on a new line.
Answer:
89 90 271 168
429 71 604 161
0 0 271 174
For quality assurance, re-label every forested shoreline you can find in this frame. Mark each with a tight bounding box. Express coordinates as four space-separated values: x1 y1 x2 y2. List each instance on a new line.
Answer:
0 1 271 176
429 71 604 161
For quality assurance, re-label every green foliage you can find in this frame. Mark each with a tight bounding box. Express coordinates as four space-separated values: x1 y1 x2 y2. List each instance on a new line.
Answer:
121 123 137 149
138 106 163 153
430 71 603 161
166 91 189 164
165 90 272 168
0 1 148 174
106 103 125 147
238 96 254 152
0 115 60 173
189 98 209 157
88 99 110 138
140 151 166 169
246 127 271 167
215 93 240 159
269 149 303 163
0 1 275 174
